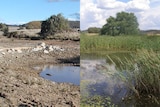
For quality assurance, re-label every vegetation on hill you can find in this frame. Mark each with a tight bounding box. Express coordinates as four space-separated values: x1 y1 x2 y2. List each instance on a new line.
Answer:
88 27 100 33
25 21 42 29
68 21 80 29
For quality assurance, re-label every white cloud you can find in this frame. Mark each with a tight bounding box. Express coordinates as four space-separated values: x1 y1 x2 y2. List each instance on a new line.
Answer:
96 0 126 9
6 21 27 25
80 0 126 30
81 0 160 30
126 0 150 12
138 6 160 30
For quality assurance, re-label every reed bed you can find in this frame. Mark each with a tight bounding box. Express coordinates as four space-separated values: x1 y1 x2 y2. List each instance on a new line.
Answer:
114 49 160 104
81 34 160 52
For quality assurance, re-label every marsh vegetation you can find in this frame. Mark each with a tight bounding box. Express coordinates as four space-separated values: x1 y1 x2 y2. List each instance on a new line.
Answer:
80 32 160 107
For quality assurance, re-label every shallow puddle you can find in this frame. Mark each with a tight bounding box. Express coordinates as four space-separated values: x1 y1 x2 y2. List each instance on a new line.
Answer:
40 65 80 85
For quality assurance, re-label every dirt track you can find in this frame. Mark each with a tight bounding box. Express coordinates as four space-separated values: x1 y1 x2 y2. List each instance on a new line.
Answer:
0 35 80 106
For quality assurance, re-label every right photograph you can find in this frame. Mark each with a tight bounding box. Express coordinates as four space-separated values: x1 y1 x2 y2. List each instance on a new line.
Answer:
80 0 160 107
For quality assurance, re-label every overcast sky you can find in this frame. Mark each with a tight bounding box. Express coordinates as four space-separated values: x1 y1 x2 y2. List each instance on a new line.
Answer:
81 0 160 30
0 0 79 25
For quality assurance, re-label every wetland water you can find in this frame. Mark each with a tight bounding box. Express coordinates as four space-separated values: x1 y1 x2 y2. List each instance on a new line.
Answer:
40 65 80 85
81 52 159 107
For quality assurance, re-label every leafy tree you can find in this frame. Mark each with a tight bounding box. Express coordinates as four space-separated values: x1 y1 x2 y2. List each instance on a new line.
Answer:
41 14 69 38
101 12 139 36
0 23 8 36
88 27 100 33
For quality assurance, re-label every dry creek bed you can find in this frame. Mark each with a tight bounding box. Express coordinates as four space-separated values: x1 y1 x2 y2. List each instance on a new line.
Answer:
0 37 80 107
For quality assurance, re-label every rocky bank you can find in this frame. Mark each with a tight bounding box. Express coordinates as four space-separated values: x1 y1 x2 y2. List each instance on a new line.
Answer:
0 36 80 107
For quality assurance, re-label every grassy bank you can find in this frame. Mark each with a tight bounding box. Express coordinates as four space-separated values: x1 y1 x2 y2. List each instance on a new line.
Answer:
81 33 160 52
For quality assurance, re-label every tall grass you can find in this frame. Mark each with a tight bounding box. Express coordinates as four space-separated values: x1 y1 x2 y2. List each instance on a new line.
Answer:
116 49 160 103
81 34 160 52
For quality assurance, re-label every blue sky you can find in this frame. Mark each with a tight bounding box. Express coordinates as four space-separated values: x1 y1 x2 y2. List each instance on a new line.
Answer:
81 0 160 30
0 0 80 25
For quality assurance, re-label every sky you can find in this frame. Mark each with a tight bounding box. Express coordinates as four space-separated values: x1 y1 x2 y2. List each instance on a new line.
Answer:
0 0 80 25
81 0 160 30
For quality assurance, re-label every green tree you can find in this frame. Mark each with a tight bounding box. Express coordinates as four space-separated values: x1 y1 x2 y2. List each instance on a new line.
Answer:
0 23 8 36
41 13 69 38
101 12 139 36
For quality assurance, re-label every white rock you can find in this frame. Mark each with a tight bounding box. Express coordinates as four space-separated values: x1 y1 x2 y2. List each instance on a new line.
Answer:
44 50 49 54
53 46 60 50
39 42 46 48
32 46 43 52
48 46 53 51
17 49 22 53
60 48 64 51
1 52 5 55
7 49 12 53
11 49 15 52
32 48 38 52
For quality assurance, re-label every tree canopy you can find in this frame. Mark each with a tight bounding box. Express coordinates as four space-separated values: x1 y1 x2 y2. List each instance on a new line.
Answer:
101 12 139 36
41 13 69 37
0 23 8 36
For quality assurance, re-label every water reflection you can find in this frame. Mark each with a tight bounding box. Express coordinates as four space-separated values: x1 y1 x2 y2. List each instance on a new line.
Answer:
81 59 129 105
81 53 160 107
40 65 80 85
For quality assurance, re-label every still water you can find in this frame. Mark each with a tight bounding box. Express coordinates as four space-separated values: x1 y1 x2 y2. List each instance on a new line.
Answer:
81 52 159 107
40 65 80 85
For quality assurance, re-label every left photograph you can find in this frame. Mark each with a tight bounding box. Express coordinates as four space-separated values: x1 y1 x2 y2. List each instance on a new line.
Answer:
0 0 80 106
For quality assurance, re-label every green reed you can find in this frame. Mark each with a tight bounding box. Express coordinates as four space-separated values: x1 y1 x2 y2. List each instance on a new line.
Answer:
115 49 160 104
81 34 160 52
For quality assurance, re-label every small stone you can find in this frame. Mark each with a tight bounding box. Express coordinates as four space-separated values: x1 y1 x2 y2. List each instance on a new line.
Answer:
39 42 46 48
16 49 22 53
32 46 43 52
7 49 12 53
44 50 49 54
11 49 15 52
1 52 5 55
48 46 53 51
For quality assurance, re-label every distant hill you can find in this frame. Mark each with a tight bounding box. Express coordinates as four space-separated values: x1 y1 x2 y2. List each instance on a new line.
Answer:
140 30 160 35
23 21 42 29
23 20 80 30
6 20 80 32
68 21 80 29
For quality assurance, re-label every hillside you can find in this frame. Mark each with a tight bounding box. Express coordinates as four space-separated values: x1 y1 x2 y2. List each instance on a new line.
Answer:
23 20 80 29
141 30 160 35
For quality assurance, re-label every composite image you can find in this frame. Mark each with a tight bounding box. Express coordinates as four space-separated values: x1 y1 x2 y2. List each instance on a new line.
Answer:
0 0 160 107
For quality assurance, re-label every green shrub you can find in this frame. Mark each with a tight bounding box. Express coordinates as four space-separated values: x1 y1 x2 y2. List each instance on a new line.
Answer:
0 23 8 36
41 13 69 38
